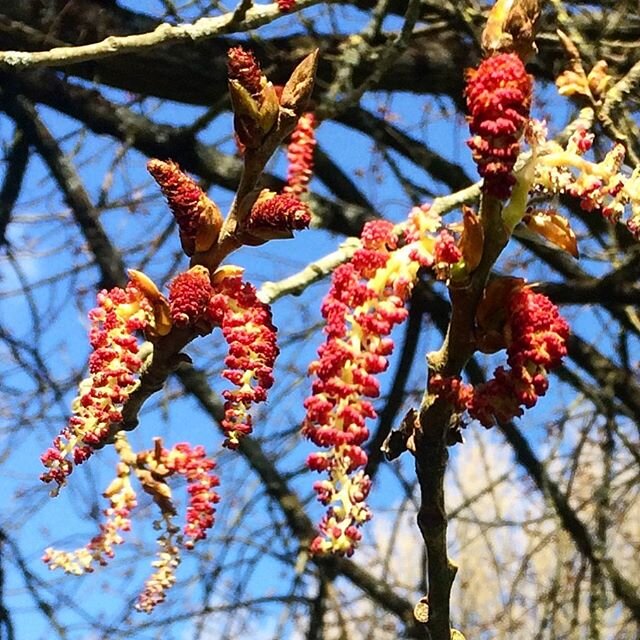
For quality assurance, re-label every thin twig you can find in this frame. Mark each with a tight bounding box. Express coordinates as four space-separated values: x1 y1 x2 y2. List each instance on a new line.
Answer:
258 237 361 304
599 58 640 165
317 0 423 119
259 182 482 304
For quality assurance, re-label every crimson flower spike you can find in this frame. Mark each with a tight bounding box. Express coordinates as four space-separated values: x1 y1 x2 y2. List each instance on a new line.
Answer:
40 282 156 492
284 112 317 197
430 283 570 429
167 265 214 330
207 267 279 449
468 285 569 426
465 52 532 200
240 189 311 244
147 159 223 257
133 438 221 614
302 220 419 556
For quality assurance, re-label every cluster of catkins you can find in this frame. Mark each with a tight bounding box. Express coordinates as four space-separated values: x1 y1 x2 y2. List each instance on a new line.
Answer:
41 44 316 612
302 217 570 555
42 26 640 610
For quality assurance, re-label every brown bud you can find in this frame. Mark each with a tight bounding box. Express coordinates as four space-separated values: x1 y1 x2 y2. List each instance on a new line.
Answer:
482 0 540 59
228 79 261 148
458 205 484 273
503 0 540 58
194 202 224 254
228 79 279 149
260 82 281 133
280 50 319 114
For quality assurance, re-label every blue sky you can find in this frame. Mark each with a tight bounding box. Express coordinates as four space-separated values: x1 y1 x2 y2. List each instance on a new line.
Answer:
1 3 638 639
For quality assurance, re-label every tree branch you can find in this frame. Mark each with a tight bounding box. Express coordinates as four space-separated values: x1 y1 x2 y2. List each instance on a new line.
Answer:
0 89 126 288
0 68 375 238
497 420 640 623
0 128 28 247
0 0 323 68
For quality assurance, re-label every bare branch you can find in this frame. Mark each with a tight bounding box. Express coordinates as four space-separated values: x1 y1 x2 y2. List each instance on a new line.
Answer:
0 0 323 69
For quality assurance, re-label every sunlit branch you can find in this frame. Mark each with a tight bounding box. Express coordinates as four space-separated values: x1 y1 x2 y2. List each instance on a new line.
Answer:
0 0 323 69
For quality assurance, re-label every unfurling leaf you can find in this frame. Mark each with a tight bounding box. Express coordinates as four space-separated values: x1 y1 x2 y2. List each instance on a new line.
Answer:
525 210 579 257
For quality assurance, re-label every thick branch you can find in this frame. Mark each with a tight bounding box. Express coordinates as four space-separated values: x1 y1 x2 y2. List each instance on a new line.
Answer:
1 2 639 108
0 128 28 246
417 282 640 625
0 0 323 68
1 68 375 238
0 89 126 288
415 196 511 639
